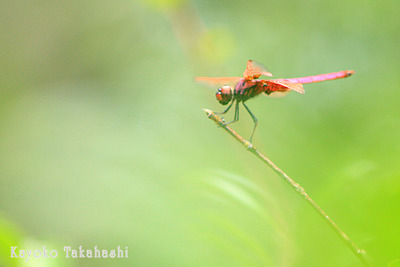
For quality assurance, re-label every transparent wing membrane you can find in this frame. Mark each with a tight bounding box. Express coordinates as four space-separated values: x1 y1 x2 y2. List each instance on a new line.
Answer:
270 79 305 94
194 76 241 88
243 60 273 80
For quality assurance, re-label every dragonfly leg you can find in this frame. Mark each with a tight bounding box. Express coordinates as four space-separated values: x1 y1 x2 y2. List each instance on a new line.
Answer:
223 100 240 126
216 100 234 115
242 101 258 142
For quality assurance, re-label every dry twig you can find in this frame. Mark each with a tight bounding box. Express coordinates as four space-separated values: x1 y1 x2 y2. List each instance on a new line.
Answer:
203 108 371 266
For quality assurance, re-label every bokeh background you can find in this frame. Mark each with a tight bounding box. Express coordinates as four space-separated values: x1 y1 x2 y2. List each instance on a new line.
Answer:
1 0 400 266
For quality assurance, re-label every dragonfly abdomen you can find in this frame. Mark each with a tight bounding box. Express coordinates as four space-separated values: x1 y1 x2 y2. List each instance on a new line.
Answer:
285 70 354 84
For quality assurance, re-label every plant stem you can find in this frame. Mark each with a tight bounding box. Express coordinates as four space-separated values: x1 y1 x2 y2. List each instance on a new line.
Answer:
203 108 371 266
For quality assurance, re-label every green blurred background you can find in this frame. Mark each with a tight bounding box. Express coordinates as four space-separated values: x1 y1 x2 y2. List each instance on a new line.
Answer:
1 0 399 266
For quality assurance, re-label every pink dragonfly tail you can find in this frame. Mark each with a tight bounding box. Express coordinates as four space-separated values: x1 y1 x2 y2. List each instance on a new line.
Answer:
284 70 354 84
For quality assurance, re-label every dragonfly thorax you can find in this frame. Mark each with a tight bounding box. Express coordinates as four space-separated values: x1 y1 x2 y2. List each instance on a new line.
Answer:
216 85 233 105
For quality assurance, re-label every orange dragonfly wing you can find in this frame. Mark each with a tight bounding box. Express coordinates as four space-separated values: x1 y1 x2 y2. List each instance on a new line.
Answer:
268 79 305 94
267 90 290 98
194 76 242 88
243 60 273 80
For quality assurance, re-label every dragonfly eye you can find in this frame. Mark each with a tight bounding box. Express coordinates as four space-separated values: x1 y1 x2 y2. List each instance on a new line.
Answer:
216 86 233 105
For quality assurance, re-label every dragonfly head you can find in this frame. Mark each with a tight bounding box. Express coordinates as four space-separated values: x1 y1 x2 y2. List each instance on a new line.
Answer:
216 85 233 105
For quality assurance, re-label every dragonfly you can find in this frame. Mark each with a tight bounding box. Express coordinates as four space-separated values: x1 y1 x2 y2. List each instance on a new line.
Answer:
195 60 354 142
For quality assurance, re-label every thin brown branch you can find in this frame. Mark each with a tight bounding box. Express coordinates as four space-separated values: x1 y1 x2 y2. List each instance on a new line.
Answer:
203 108 371 266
